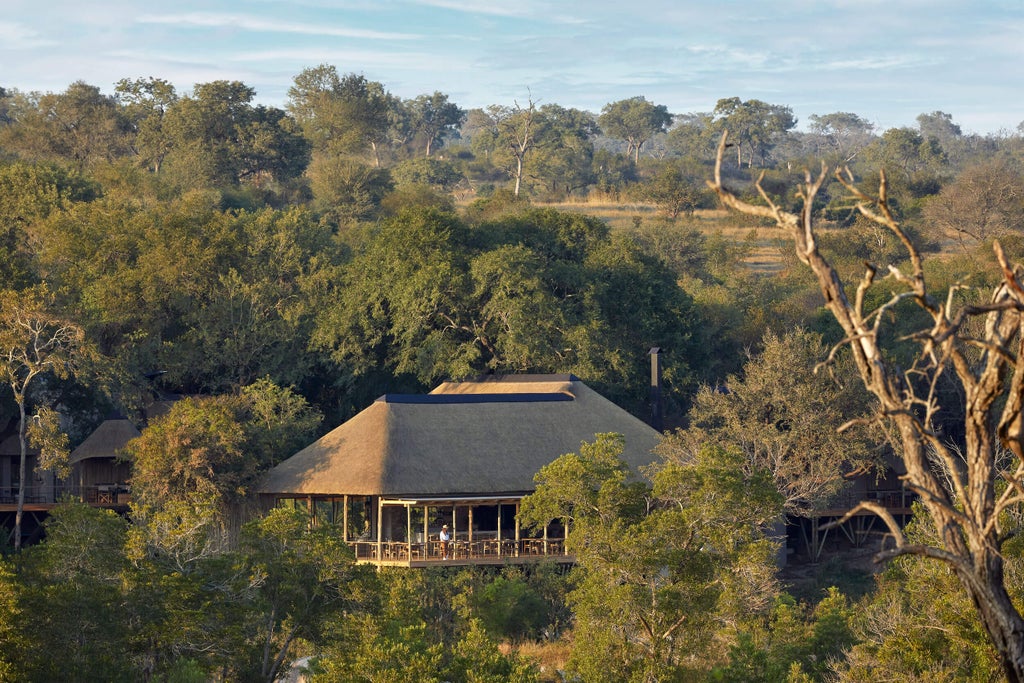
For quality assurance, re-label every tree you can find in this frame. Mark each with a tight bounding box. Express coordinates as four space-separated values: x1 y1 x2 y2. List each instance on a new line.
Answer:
313 569 538 682
920 156 1024 249
807 112 876 164
115 77 179 174
712 97 796 168
406 91 465 157
0 86 11 127
126 383 319 571
233 507 369 683
676 328 880 515
862 127 947 193
390 157 464 191
665 111 718 162
633 160 711 218
233 105 311 187
521 434 782 681
0 287 85 549
709 131 1024 681
312 206 701 415
531 104 599 198
835 508 1007 681
0 559 25 681
16 502 135 681
491 99 542 197
599 96 673 164
160 80 308 191
714 588 857 682
0 81 130 169
0 160 96 290
917 110 967 166
286 66 393 166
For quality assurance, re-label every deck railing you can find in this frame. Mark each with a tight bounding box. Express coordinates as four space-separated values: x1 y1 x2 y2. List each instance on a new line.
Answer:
350 537 568 565
820 488 915 513
0 484 131 506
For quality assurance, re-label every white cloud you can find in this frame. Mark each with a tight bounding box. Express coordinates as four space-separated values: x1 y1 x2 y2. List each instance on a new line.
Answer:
136 12 421 40
406 0 544 18
226 47 467 73
0 21 55 49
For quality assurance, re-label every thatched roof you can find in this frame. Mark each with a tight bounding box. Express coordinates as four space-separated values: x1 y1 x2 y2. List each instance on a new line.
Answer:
69 417 140 465
260 374 661 497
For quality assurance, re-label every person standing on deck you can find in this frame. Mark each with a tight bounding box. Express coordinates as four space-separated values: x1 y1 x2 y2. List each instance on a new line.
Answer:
440 524 450 560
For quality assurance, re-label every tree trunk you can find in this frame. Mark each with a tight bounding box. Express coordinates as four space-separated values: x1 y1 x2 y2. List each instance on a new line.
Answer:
961 560 1024 682
14 402 26 551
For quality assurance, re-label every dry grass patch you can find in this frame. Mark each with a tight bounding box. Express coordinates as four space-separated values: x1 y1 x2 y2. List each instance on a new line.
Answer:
505 639 572 682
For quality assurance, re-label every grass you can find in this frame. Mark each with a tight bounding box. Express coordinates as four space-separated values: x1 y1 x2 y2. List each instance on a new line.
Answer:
534 199 792 273
507 639 572 682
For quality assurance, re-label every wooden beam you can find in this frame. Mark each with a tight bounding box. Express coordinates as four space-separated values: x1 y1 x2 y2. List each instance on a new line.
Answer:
342 494 349 543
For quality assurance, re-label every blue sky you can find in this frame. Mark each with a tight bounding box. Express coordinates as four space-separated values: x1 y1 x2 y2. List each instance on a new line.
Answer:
3 0 1022 134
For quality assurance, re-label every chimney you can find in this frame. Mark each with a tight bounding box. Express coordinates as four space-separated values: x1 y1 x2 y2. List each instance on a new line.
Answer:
649 347 663 432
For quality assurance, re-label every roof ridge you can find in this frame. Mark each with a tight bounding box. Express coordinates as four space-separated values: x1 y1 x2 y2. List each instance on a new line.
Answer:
379 393 573 405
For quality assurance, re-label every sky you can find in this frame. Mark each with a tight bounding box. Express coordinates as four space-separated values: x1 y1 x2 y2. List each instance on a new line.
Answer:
2 0 1023 135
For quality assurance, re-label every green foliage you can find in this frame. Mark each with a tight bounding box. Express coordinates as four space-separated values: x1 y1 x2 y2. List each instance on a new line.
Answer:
312 568 537 683
0 560 24 682
390 157 463 190
531 104 599 199
807 112 875 165
26 405 70 476
32 192 337 393
312 205 701 416
632 159 714 218
712 589 856 682
711 97 797 168
521 434 782 680
833 508 1004 681
0 82 131 170
15 502 135 682
405 91 466 157
287 66 394 161
0 159 97 289
125 382 320 569
227 507 370 682
0 285 88 547
307 154 393 221
599 96 673 163
675 328 881 514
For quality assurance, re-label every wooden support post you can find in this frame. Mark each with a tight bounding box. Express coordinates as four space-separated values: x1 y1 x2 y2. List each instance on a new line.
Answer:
342 494 349 543
423 505 429 556
406 504 412 562
515 501 521 557
376 498 383 561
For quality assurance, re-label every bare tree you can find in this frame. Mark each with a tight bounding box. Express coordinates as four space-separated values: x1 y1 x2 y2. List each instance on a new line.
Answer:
708 131 1024 681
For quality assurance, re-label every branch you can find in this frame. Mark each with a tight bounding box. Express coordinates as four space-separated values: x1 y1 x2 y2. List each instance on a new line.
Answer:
820 501 905 540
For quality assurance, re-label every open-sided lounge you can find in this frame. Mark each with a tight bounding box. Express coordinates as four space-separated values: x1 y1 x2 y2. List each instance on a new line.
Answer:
258 374 661 566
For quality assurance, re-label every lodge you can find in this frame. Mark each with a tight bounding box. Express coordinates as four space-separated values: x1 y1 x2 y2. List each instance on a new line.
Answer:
257 374 661 566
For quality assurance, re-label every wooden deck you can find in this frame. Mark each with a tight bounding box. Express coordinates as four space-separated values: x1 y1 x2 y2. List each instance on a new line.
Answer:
350 537 573 567
797 491 916 562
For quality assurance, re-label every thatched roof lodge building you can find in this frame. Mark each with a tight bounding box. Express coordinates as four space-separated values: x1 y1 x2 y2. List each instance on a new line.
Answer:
259 374 660 566
68 415 138 505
